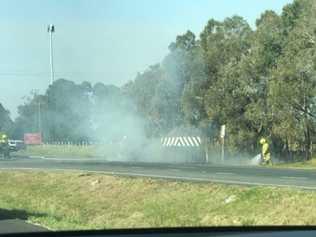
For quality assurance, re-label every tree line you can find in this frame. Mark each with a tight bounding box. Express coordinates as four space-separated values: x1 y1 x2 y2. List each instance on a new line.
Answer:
1 0 316 161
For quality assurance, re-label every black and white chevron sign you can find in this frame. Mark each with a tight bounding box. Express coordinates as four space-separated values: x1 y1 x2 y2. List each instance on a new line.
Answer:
160 136 202 147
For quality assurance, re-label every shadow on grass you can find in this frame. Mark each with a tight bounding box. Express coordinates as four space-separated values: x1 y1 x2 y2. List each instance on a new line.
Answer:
0 208 47 220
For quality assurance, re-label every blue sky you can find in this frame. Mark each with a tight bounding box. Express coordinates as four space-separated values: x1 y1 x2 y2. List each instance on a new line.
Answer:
0 0 293 118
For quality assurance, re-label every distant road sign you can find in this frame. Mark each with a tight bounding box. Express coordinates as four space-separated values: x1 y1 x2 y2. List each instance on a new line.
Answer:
24 133 42 145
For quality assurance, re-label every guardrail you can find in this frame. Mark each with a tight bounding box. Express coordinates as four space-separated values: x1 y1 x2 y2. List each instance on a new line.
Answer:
31 141 102 146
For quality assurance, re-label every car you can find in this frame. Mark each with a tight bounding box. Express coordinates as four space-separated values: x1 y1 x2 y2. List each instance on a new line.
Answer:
8 140 26 152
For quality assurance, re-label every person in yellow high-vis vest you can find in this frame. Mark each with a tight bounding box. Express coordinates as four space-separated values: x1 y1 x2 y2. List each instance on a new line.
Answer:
0 133 10 159
259 138 272 165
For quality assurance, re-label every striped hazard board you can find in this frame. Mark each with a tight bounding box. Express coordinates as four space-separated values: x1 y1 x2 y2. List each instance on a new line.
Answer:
160 136 202 147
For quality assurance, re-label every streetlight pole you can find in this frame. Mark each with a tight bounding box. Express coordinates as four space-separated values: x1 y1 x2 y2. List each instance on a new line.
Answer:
47 24 55 85
38 101 41 134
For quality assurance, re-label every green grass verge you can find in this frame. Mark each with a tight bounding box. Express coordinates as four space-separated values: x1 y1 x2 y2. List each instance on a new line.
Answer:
274 158 316 169
15 144 118 159
0 171 315 230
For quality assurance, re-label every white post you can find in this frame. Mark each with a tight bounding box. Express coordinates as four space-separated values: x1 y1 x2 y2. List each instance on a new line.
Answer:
204 137 209 163
220 125 226 162
221 137 225 162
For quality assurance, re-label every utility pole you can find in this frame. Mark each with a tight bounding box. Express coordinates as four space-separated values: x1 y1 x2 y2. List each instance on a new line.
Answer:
47 24 55 85
38 101 41 134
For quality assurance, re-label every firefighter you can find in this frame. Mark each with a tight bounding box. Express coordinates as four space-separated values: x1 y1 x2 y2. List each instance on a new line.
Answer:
259 138 271 165
0 133 10 159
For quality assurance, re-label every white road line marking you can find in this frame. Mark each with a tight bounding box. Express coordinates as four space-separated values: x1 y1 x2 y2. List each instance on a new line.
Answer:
215 172 234 175
29 156 45 159
0 167 314 190
168 169 180 172
29 156 105 161
281 176 308 180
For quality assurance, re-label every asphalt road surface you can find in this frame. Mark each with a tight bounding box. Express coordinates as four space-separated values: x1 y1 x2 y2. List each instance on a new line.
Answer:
0 155 315 190
0 219 47 234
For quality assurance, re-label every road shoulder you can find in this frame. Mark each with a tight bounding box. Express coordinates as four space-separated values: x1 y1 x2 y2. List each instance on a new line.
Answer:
0 219 48 233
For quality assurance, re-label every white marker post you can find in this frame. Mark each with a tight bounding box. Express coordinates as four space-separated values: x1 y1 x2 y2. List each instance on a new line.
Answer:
205 136 209 163
220 125 226 162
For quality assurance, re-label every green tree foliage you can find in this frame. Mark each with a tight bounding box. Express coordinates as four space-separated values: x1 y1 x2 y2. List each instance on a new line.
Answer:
13 80 93 141
12 91 46 139
269 0 316 160
0 103 13 135
13 79 144 143
126 1 316 160
45 79 93 141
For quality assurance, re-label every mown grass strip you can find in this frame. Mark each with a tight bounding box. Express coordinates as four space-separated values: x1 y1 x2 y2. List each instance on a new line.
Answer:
0 171 315 230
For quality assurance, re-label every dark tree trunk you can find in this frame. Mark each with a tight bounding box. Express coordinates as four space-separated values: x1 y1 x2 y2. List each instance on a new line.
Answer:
305 121 311 160
285 139 292 162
